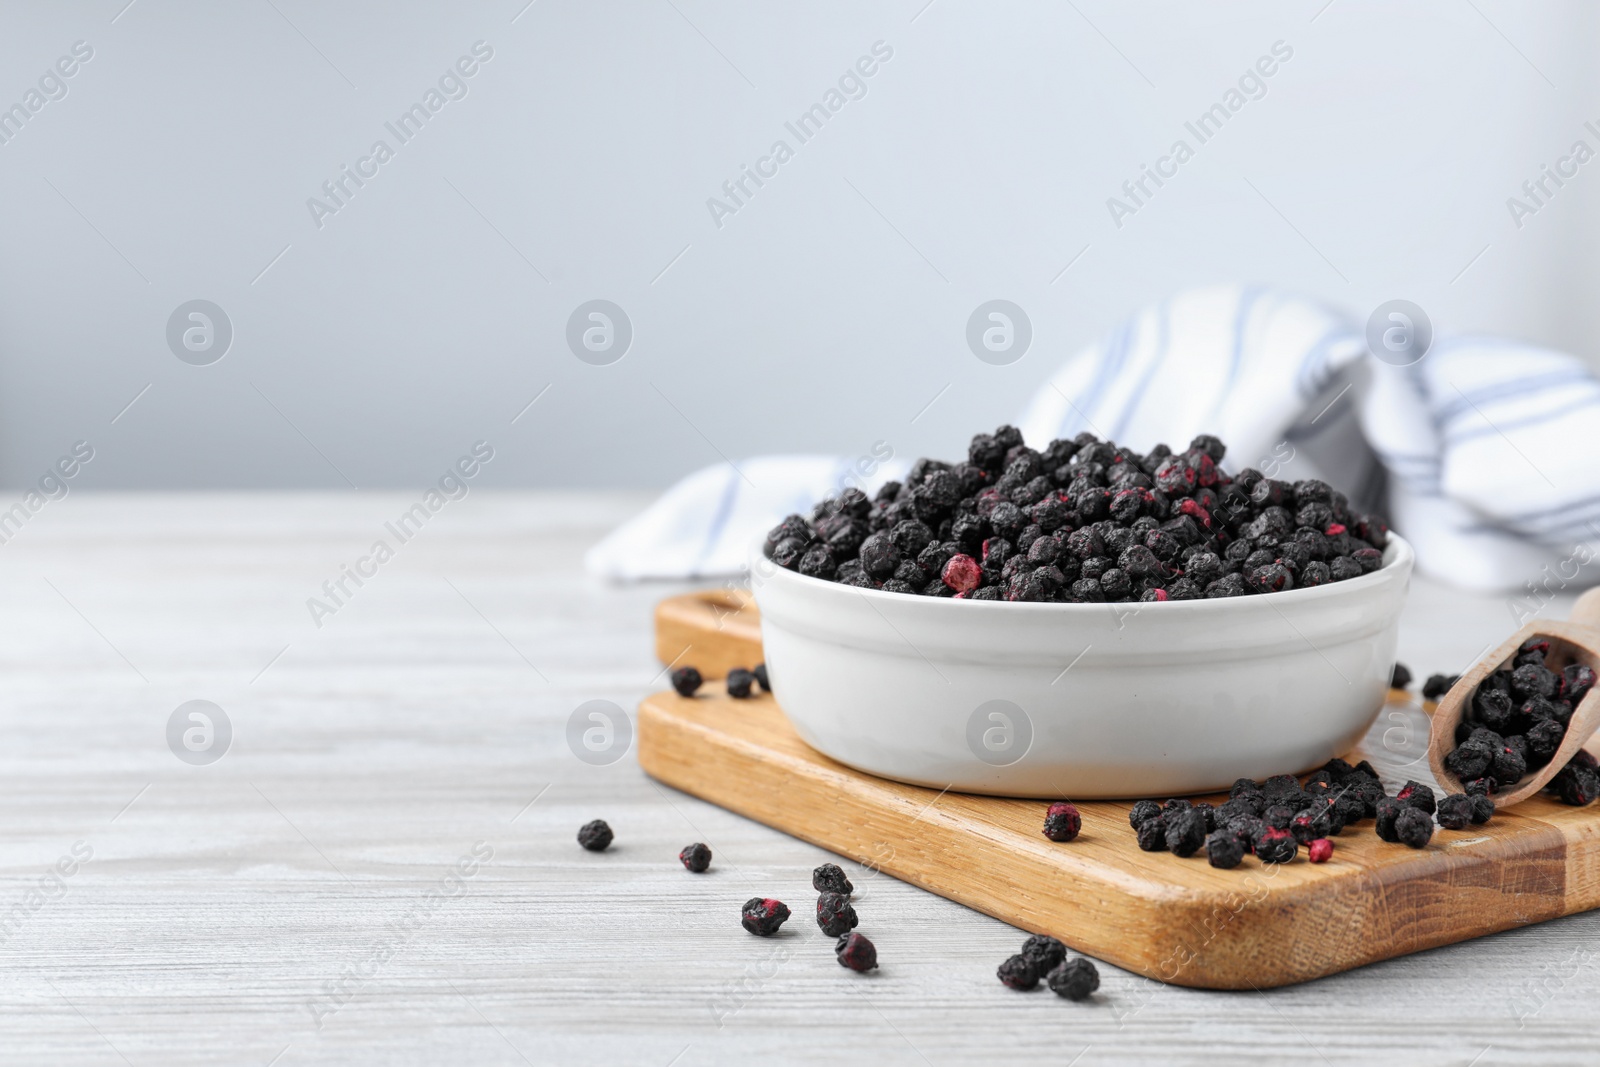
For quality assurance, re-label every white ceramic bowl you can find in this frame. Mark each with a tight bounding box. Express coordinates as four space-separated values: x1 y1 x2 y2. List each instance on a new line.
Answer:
751 534 1414 798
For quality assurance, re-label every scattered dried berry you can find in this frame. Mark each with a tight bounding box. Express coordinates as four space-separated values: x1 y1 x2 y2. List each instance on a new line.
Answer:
816 891 859 937
1307 838 1333 863
1552 755 1600 806
670 666 703 697
741 897 791 936
836 931 878 972
1046 957 1100 1001
1250 826 1295 864
1263 805 1295 831
1390 663 1412 690
1394 806 1434 849
997 953 1040 990
1374 797 1404 842
1128 799 1163 828
1422 673 1459 701
1042 801 1082 842
1290 806 1333 845
726 668 756 699
1435 794 1473 831
1396 780 1436 816
679 842 711 872
1469 793 1495 824
813 863 854 895
752 662 770 692
1164 809 1208 857
1135 818 1167 852
577 819 613 852
1020 935 1066 975
1206 830 1245 869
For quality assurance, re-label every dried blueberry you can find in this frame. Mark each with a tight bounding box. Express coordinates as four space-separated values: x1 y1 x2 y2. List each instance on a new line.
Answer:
1422 673 1460 701
1164 809 1208 857
1205 830 1245 869
577 819 613 852
836 931 878 972
1046 957 1100 1000
679 842 711 872
727 668 756 699
816 891 859 937
997 953 1040 990
1394 806 1434 849
1434 794 1473 831
813 863 854 895
1042 801 1082 842
1396 780 1436 816
1021 935 1066 974
1128 799 1163 828
740 897 791 936
669 666 703 697
1253 826 1297 864
1374 797 1404 842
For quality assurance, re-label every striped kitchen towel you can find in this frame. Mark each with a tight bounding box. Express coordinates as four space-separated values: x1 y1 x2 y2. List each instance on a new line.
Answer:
584 285 1600 592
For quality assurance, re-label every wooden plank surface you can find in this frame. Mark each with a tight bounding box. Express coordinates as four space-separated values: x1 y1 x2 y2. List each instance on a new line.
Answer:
3 491 1600 1065
639 686 1600 989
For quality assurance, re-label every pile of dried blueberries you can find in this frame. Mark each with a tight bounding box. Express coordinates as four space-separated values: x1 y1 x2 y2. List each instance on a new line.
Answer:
1127 759 1494 865
763 426 1390 602
1440 638 1598 804
996 934 1100 1001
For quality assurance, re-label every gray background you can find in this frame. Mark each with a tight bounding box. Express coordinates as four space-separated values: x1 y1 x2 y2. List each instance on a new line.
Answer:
2 0 1598 490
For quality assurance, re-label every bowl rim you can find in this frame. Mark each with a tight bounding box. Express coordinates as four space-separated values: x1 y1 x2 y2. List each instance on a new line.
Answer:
751 531 1413 616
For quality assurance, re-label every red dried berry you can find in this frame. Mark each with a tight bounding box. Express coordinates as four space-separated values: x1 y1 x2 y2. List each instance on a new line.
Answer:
835 931 878 972
941 553 982 593
740 897 791 936
1308 838 1333 863
1177 497 1212 528
1042 801 1082 842
1253 826 1297 864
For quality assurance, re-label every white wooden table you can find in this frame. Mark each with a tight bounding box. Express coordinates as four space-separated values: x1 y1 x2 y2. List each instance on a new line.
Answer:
2 492 1594 1066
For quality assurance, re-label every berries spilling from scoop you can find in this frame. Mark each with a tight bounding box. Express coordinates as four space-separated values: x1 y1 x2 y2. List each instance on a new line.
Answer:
1438 639 1598 805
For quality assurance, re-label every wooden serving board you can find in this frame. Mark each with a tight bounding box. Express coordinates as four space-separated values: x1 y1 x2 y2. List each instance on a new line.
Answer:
638 594 1600 989
653 589 760 679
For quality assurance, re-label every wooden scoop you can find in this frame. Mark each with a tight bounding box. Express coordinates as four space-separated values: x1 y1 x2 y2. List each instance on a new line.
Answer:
1429 587 1600 808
